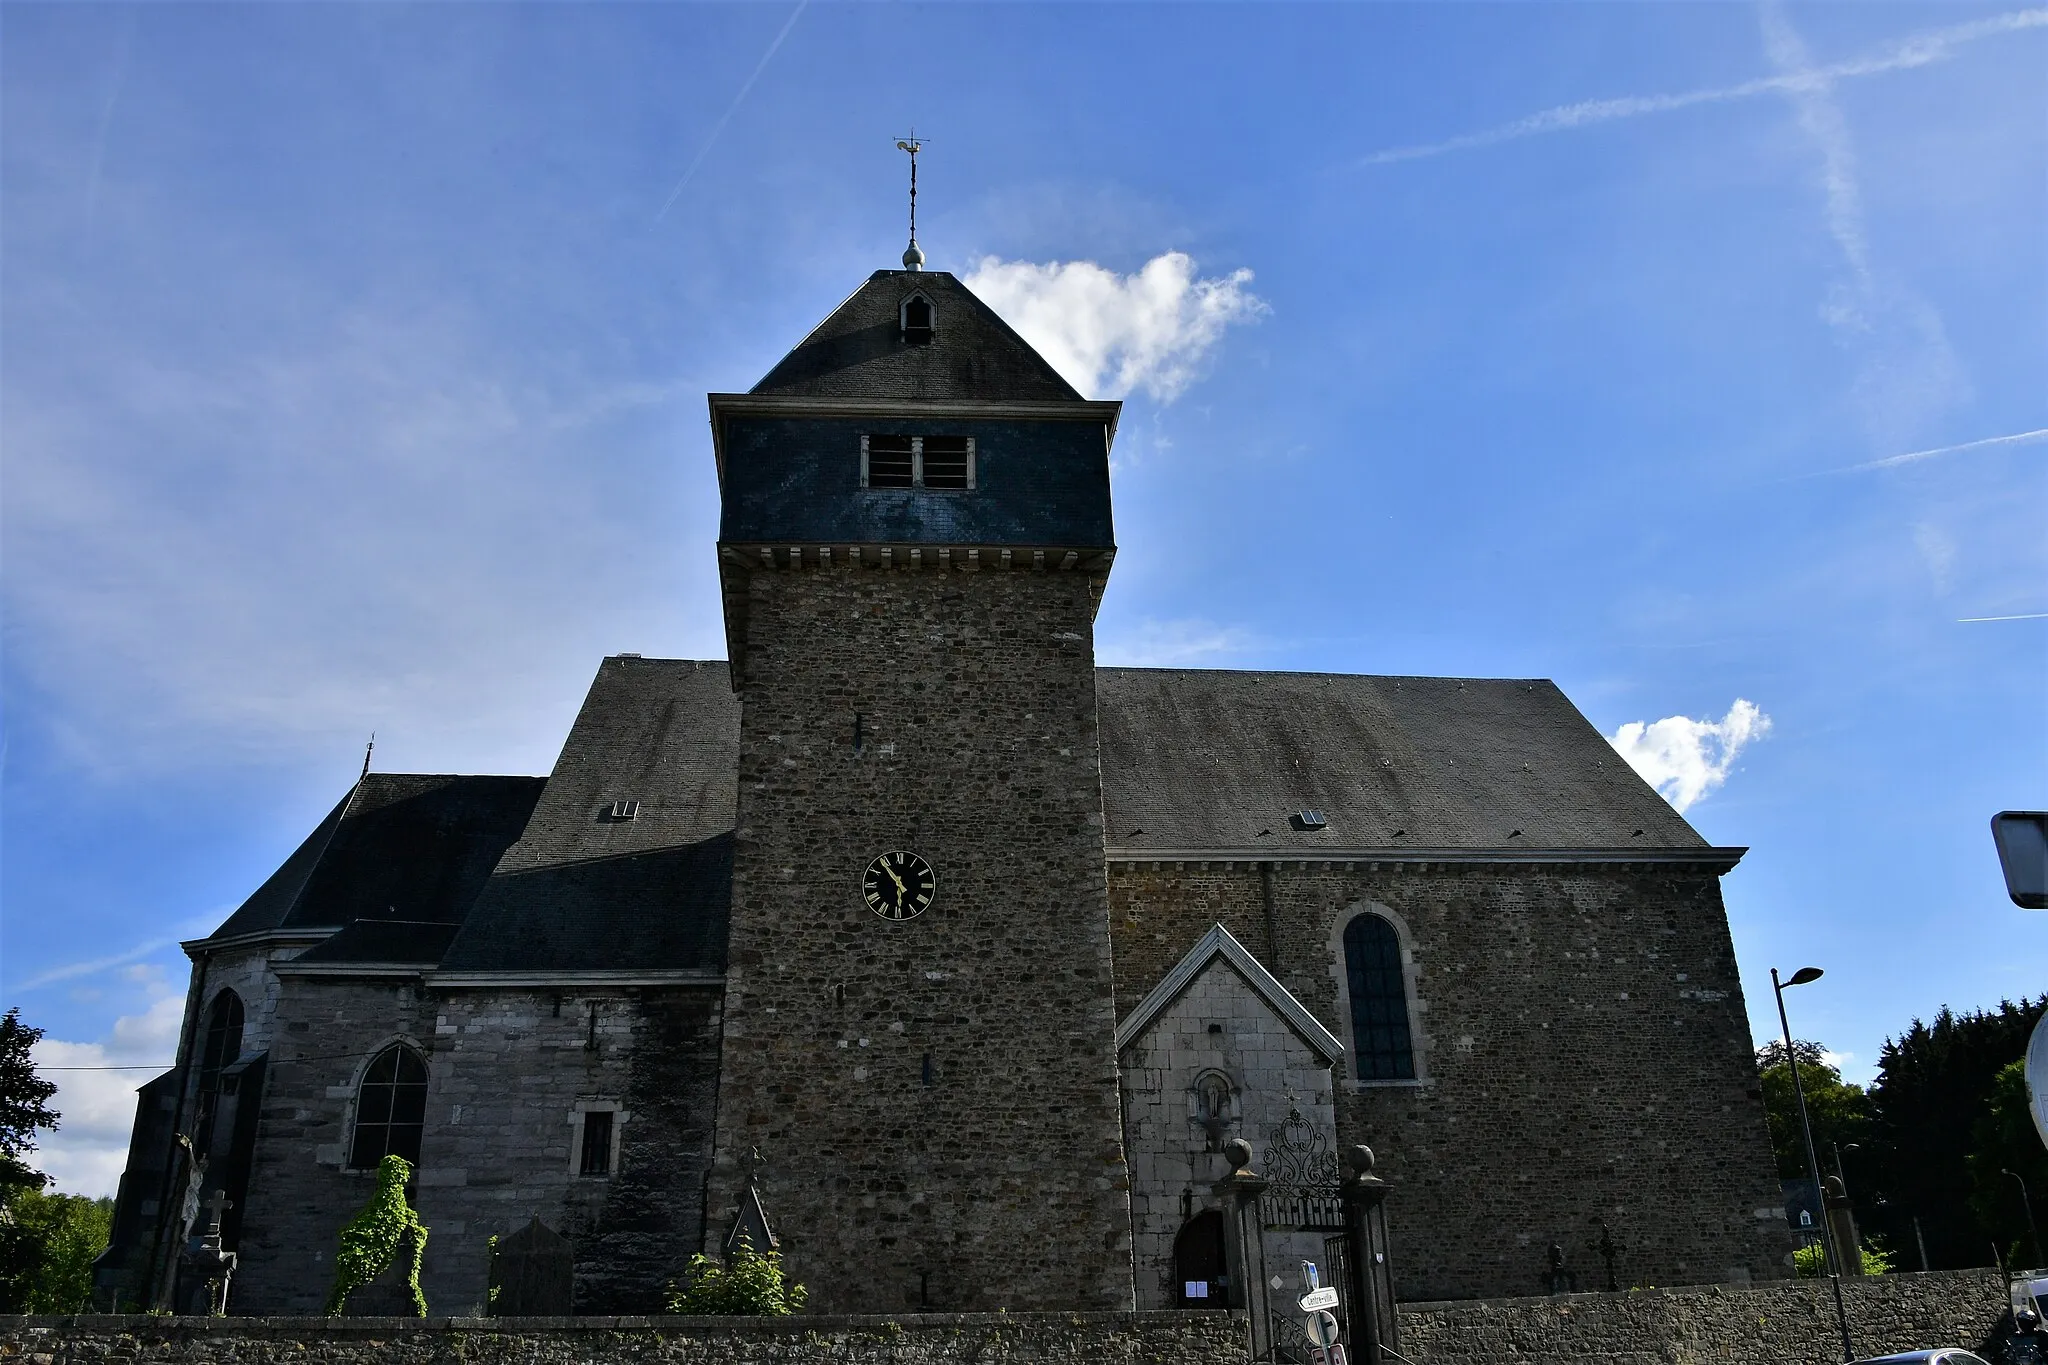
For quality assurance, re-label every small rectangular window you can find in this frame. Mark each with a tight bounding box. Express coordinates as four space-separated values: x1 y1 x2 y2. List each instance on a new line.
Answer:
865 435 914 488
921 436 971 489
579 1110 613 1176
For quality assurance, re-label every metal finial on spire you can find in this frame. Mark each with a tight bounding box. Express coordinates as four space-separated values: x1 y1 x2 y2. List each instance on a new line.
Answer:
361 733 375 781
895 133 925 270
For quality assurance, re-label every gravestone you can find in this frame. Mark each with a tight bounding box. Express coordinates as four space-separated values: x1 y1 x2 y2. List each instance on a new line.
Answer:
490 1218 574 1316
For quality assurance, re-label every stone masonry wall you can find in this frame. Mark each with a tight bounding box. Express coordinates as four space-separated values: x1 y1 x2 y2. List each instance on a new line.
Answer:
236 979 720 1315
1119 956 1339 1319
0 1312 1242 1365
714 560 1133 1314
1397 1267 2014 1364
1107 861 1792 1302
2 1271 2010 1365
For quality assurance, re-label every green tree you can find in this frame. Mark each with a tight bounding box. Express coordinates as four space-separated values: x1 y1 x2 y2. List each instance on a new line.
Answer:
0 1007 67 1313
0 1191 113 1312
1756 1039 1871 1181
665 1236 808 1316
1860 995 2047 1271
0 1008 60 1197
1965 1059 2048 1268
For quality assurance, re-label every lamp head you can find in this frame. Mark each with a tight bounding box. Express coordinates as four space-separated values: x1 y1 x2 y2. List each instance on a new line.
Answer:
1785 967 1824 987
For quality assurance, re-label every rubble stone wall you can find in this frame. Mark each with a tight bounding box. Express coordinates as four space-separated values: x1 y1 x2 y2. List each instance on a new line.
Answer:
235 980 721 1316
1396 1267 2014 1364
1107 861 1794 1302
0 1311 1240 1365
713 561 1133 1314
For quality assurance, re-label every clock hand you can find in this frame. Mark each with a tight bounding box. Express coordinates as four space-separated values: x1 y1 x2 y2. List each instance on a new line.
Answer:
885 864 909 901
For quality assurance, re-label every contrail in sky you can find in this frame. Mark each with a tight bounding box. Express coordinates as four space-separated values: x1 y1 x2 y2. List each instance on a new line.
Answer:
1357 9 2047 166
655 0 809 223
1957 613 2048 623
1842 427 2048 472
84 10 136 234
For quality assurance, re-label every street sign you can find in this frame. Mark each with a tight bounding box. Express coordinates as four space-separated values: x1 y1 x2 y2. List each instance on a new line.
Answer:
1306 1309 1341 1349
1299 1285 1340 1312
1993 812 2048 909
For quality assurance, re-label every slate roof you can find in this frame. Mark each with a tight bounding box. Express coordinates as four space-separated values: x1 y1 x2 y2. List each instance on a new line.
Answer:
1095 669 1706 853
749 271 1085 403
204 775 546 947
203 658 1707 977
439 657 739 973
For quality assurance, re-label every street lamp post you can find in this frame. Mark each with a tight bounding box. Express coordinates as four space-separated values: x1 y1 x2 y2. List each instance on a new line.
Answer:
2001 1169 2043 1270
1773 965 1854 1364
1833 1142 1860 1193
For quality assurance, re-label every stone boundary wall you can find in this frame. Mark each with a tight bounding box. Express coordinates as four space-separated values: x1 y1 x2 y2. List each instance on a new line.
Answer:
0 1311 1242 1365
3 1273 2015 1365
1396 1268 2014 1364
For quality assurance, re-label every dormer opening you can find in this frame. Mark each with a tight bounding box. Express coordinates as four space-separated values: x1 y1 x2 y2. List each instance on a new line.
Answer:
900 293 934 345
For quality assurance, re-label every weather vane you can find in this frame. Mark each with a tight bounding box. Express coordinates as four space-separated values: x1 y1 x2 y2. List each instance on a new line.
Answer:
895 132 926 270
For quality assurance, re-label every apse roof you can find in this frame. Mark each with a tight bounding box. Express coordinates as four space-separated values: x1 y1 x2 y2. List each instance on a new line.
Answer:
204 774 545 945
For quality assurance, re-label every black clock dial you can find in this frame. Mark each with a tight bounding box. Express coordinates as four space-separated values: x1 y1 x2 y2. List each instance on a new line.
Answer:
862 850 936 922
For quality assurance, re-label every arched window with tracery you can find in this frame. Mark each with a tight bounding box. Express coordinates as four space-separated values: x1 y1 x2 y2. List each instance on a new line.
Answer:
349 1043 428 1170
194 990 244 1146
1343 913 1415 1081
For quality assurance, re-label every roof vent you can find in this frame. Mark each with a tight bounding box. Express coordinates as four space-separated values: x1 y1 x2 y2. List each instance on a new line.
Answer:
607 800 640 822
1293 810 1329 831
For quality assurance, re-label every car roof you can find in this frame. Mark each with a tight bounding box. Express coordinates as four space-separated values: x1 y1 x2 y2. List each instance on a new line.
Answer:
1851 1352 1990 1365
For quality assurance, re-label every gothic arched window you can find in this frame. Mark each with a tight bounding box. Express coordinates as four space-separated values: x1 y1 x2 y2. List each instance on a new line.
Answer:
194 990 245 1147
349 1044 428 1170
1343 913 1415 1081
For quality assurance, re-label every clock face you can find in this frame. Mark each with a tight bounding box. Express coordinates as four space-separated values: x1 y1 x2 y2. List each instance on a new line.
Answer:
862 850 936 922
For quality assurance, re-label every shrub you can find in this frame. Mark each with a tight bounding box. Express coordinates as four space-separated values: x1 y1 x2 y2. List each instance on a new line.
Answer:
665 1236 807 1316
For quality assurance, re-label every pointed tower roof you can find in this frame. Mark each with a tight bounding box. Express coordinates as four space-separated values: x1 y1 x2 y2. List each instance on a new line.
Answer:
749 270 1083 403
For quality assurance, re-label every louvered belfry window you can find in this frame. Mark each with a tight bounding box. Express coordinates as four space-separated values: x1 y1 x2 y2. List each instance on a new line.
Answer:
865 435 915 488
920 436 970 489
1343 914 1416 1080
861 435 974 490
349 1043 429 1169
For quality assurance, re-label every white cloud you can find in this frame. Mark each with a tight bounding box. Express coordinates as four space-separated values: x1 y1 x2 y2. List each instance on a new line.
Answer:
963 252 1266 402
1097 618 1260 668
1608 698 1773 813
29 967 185 1198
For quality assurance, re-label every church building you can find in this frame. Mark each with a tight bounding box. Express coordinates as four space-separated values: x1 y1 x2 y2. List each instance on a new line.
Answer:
96 254 1794 1320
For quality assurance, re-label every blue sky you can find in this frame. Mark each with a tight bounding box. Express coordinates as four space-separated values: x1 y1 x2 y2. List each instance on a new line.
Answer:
2 2 2042 1196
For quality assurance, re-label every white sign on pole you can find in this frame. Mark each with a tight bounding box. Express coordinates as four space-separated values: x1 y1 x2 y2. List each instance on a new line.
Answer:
1299 1286 1340 1312
1306 1309 1342 1349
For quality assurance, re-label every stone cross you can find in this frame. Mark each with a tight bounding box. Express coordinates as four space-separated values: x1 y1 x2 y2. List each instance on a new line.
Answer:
199 1190 233 1240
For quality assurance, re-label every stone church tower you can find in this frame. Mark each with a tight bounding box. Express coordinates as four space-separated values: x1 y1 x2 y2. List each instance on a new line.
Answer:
703 269 1137 1312
95 252 1794 1322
